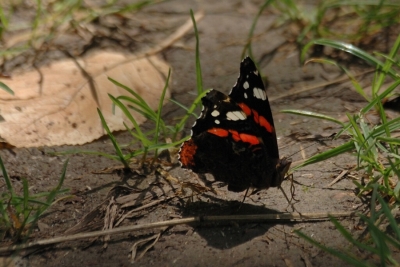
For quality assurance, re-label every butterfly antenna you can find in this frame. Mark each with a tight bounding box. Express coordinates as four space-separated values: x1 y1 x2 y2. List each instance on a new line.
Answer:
279 173 299 212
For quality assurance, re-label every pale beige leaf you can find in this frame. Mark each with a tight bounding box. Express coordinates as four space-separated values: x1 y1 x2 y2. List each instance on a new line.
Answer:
0 51 170 147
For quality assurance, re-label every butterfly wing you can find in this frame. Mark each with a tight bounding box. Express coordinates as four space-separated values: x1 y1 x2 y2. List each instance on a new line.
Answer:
228 57 280 163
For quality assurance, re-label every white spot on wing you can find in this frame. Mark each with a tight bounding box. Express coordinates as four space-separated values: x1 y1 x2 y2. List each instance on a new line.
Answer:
211 110 220 117
213 105 217 109
243 81 249 89
253 88 261 99
226 111 247 121
215 119 220 124
244 92 248 99
253 70 258 76
253 87 266 100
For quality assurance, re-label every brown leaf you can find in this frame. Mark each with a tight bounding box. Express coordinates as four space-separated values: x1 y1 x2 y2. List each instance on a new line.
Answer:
0 52 170 147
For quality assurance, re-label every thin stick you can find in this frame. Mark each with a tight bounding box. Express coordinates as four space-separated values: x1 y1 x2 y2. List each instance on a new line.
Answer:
0 211 356 253
325 170 348 188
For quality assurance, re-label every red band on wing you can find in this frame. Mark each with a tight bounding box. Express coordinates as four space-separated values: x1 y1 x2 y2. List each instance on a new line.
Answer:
259 115 273 133
237 102 274 134
252 109 259 124
207 127 260 146
207 128 229 137
250 109 274 134
238 102 252 116
179 139 197 167
233 131 260 145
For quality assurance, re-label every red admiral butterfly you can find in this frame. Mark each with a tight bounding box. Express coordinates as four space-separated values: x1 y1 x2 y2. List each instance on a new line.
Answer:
179 57 291 192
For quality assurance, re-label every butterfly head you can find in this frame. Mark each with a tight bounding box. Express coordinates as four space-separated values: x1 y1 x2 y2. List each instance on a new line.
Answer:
271 156 292 187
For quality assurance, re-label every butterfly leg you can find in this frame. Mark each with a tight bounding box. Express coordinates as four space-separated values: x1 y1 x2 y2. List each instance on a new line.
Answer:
280 174 300 212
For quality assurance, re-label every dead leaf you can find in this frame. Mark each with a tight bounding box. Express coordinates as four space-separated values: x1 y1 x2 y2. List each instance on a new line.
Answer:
0 52 170 147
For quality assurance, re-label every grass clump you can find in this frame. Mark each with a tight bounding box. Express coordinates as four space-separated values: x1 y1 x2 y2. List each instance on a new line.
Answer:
283 34 400 265
97 10 207 168
243 0 400 58
0 157 69 242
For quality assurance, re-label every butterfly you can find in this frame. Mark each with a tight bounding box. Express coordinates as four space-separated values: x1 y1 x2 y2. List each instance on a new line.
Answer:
179 57 291 192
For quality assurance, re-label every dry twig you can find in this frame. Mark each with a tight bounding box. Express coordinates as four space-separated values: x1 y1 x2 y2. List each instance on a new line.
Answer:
0 211 356 253
325 170 348 188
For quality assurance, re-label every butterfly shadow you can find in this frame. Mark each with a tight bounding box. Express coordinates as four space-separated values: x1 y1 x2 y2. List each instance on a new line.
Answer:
179 198 287 250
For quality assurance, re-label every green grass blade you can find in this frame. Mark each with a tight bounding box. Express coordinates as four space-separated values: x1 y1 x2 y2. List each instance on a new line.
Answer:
329 215 379 255
108 77 157 119
22 178 30 224
371 117 400 138
0 81 13 95
39 158 69 214
242 0 274 59
123 122 146 143
0 156 14 196
190 9 203 95
54 158 69 192
0 6 8 34
97 108 129 168
281 109 344 126
358 116 378 161
375 93 391 144
347 113 365 147
374 52 400 67
374 32 400 93
301 39 398 79
389 158 400 199
378 190 400 243
359 213 393 265
169 98 199 119
362 79 400 114
0 199 10 227
113 138 188 160
108 94 150 146
115 96 156 121
17 195 66 206
32 0 43 35
305 58 368 100
153 68 171 146
173 89 209 140
295 230 369 267
291 141 355 171
25 158 70 239
148 137 188 150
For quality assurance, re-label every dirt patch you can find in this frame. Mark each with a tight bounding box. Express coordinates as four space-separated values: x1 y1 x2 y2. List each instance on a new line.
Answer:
1 1 398 266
